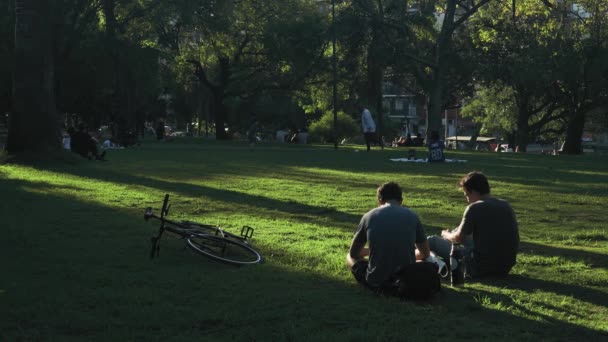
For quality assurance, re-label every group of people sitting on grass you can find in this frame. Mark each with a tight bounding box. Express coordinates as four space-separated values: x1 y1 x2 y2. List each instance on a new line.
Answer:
391 133 424 148
347 171 519 299
64 124 106 161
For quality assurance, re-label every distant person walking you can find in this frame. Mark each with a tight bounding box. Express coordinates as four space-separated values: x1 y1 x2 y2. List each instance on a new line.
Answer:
248 119 259 147
360 104 376 152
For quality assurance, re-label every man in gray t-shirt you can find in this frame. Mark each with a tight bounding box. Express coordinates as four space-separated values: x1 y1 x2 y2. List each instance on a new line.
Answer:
347 182 430 290
427 172 519 277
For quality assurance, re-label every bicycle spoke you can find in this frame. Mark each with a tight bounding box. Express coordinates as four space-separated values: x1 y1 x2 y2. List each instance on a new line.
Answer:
186 235 261 265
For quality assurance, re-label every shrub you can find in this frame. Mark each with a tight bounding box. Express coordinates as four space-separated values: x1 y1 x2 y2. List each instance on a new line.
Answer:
308 111 359 143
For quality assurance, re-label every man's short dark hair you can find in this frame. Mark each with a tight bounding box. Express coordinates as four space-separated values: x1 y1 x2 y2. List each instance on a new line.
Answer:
459 171 490 195
377 182 403 202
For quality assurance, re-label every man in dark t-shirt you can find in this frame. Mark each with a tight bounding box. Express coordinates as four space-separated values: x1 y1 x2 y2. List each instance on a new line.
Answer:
347 182 431 290
426 172 519 277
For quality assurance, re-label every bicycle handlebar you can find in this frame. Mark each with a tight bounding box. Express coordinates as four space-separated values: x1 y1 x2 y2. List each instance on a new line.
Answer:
161 194 170 219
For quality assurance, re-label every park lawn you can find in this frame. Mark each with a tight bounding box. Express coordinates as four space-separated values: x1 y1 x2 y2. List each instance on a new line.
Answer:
1 139 607 341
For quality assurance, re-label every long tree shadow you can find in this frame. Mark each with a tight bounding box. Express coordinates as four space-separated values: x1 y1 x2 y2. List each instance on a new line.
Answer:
520 241 608 269
22 143 608 207
456 284 608 340
33 166 363 231
473 274 608 308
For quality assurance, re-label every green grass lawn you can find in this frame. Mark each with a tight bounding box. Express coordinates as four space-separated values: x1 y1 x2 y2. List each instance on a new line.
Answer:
1 138 607 341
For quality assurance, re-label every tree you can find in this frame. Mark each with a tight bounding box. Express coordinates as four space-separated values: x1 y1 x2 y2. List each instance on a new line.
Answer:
466 0 608 153
408 0 494 140
466 1 571 151
461 83 517 138
0 0 14 116
549 0 608 154
339 0 412 146
6 0 59 153
177 0 326 139
99 0 163 134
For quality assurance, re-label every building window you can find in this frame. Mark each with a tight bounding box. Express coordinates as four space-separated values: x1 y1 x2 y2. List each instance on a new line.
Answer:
395 100 403 110
383 100 391 110
408 104 416 116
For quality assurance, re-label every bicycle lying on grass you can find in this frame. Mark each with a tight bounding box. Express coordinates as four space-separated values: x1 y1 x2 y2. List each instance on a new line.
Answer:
144 194 262 265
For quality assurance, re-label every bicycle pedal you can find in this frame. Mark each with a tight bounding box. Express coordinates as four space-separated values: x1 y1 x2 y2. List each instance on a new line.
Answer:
144 207 153 221
241 226 254 240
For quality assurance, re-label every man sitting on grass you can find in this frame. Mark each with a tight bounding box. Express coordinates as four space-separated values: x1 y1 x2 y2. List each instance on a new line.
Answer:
427 131 445 163
426 171 519 278
69 124 106 161
347 182 431 294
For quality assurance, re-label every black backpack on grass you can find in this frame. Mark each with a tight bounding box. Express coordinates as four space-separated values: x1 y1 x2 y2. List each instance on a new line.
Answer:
394 262 441 300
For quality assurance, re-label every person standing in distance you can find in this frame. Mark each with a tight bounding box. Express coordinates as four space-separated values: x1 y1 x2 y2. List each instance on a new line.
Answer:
360 104 376 152
426 171 519 277
347 182 431 292
247 118 259 148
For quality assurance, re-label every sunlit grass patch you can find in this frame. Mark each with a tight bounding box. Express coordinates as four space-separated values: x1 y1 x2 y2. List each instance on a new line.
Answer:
518 254 591 271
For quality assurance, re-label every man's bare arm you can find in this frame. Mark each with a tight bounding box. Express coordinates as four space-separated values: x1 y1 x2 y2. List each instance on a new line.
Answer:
346 238 369 267
441 227 466 244
415 240 431 260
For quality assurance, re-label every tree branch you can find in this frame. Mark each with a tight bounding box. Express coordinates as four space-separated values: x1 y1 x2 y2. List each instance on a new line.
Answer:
232 33 251 66
117 0 163 33
452 0 494 30
187 59 218 91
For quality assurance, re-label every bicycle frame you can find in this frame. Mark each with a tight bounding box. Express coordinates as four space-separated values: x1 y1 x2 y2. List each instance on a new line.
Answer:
144 194 255 259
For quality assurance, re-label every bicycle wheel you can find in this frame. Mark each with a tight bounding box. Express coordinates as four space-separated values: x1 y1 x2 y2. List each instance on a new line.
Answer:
186 234 262 265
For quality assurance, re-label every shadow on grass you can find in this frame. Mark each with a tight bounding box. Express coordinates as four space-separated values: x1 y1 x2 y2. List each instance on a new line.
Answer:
28 166 363 231
521 241 608 269
460 283 608 339
1 176 606 340
477 273 608 308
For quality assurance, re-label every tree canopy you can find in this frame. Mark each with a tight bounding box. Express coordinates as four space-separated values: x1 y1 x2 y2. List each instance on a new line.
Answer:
4 0 607 154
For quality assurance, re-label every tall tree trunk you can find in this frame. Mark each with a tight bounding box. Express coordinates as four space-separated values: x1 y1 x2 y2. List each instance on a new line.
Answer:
102 0 123 129
427 28 452 141
426 1 456 141
427 76 444 139
367 36 383 147
515 107 530 152
212 57 230 140
513 87 532 152
562 108 584 154
6 0 58 153
213 90 227 139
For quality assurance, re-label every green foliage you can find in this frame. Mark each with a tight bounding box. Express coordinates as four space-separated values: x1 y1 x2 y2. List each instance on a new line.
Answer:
158 0 329 136
462 83 517 137
308 110 358 142
5 0 607 153
465 0 608 150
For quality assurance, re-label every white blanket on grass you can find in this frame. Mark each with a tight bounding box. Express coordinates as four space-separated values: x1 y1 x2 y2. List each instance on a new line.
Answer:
390 158 467 163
